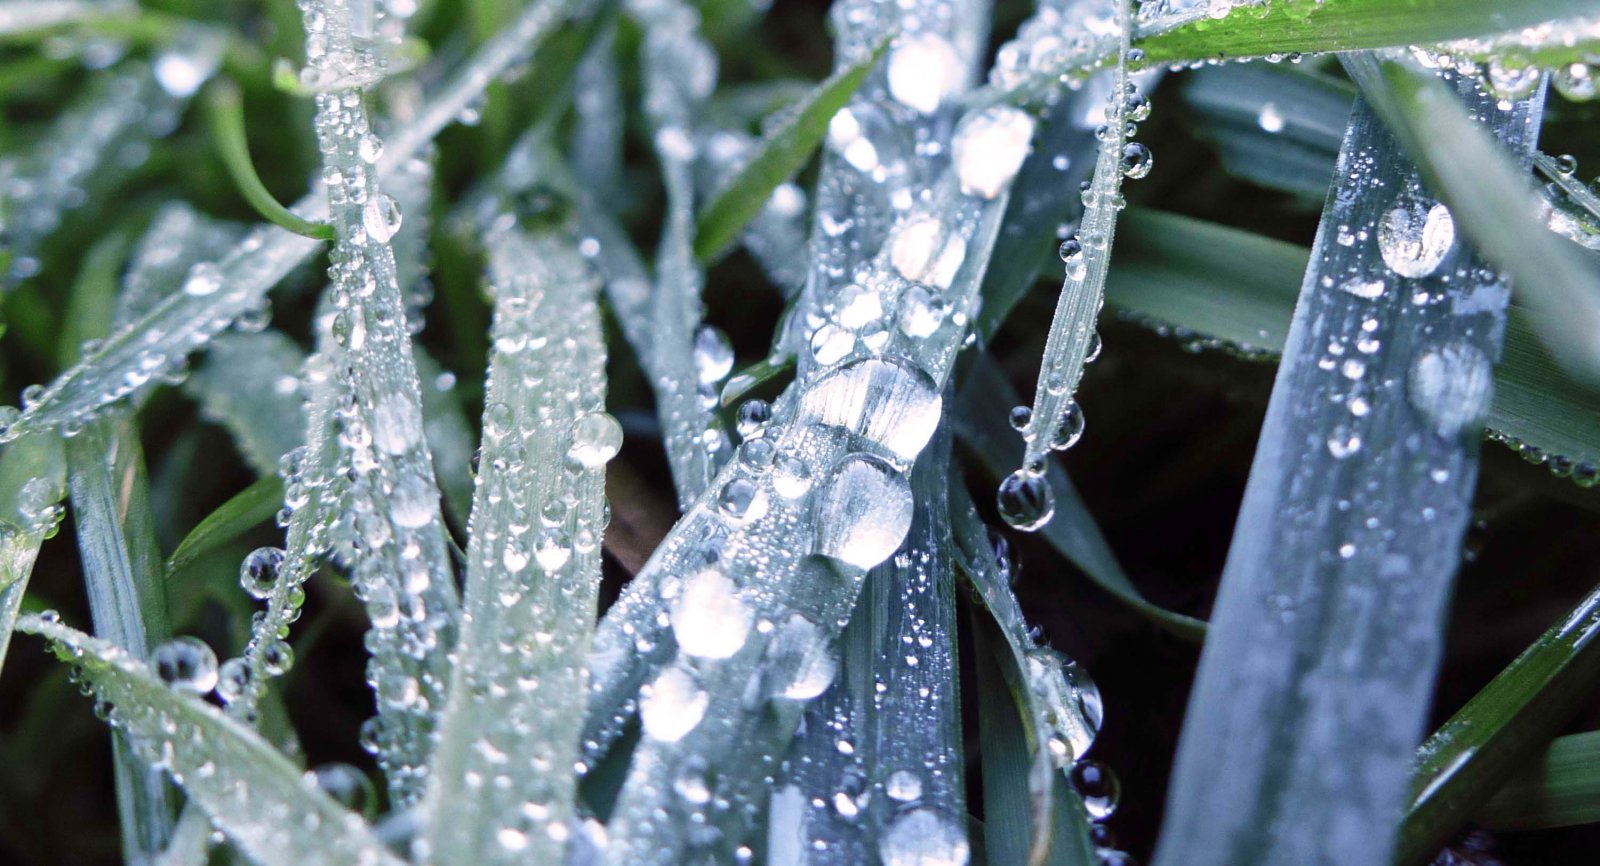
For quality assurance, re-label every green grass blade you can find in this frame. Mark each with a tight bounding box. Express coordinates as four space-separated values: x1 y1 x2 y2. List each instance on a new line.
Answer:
954 355 1206 641
1478 730 1600 832
1153 72 1544 866
17 614 406 866
164 475 285 580
205 79 333 241
1397 583 1600 864
1137 0 1596 65
0 434 65 676
422 229 612 865
953 480 1101 866
1349 53 1600 385
693 36 888 263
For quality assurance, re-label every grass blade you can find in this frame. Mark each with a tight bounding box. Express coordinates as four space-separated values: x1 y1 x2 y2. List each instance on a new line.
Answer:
776 426 967 864
185 331 309 477
294 0 460 809
693 36 888 263
17 614 407 866
1478 730 1600 832
204 79 333 241
164 475 286 580
0 434 65 676
1178 65 1351 198
1153 72 1544 866
1398 582 1600 864
1349 53 1600 385
1106 208 1600 482
422 229 612 865
952 479 1102 866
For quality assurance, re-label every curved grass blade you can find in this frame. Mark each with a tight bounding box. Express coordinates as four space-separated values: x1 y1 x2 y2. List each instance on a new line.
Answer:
693 36 888 263
1477 729 1600 832
205 79 333 241
423 229 611 866
1106 208 1600 484
0 0 574 445
17 614 407 866
164 475 285 580
1349 52 1600 385
1397 582 1600 865
0 434 65 676
777 426 967 864
293 0 459 809
1152 71 1545 866
952 479 1101 866
955 355 1206 640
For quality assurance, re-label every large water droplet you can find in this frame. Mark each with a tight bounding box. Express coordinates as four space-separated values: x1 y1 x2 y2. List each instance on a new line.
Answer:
362 193 403 243
671 570 753 659
799 358 942 462
880 808 970 866
890 219 967 289
952 106 1036 200
1377 196 1454 278
153 637 218 694
812 454 914 570
887 34 961 114
997 470 1055 531
693 325 735 384
764 612 837 700
240 546 286 599
640 666 708 742
568 412 623 467
1407 340 1493 440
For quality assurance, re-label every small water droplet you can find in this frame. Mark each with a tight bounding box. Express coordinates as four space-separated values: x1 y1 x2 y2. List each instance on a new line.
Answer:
362 193 403 243
997 470 1055 531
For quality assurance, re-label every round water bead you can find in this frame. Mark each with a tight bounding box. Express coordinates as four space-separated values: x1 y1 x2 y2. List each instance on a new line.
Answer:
1120 142 1153 179
1050 401 1086 451
1070 760 1122 822
997 470 1055 531
240 547 287 599
153 636 219 694
880 808 969 866
693 325 735 384
640 666 708 742
567 412 623 468
1377 196 1455 279
736 399 772 438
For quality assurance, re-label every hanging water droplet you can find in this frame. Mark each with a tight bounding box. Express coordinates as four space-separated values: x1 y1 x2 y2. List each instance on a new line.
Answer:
216 657 253 703
240 546 286 599
1408 340 1493 440
1050 401 1085 451
1059 237 1086 281
357 133 385 165
1377 196 1454 279
362 193 403 243
568 412 623 467
671 570 753 659
693 325 735 384
813 454 914 570
880 808 970 866
997 470 1055 531
153 637 219 694
640 666 708 742
1009 405 1032 432
1070 760 1122 822
260 639 294 676
1120 142 1153 179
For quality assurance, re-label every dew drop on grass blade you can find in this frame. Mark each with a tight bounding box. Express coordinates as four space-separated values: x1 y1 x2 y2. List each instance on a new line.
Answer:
18 615 407 866
1152 71 1546 866
423 228 615 865
774 426 966 865
0 434 65 676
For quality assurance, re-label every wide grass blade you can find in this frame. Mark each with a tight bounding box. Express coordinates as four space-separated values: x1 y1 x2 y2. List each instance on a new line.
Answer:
693 36 889 263
1106 208 1600 482
1153 71 1545 866
422 229 612 865
1397 582 1600 865
776 427 967 864
1478 730 1600 832
17 614 407 866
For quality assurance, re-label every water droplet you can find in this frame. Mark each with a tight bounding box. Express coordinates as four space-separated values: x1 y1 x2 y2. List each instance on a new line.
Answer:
671 570 752 659
362 193 403 243
765 612 836 700
534 527 572 571
1378 196 1454 278
216 657 253 703
898 286 947 338
309 763 374 815
997 470 1055 531
1059 238 1086 281
952 106 1036 199
884 769 923 803
718 477 762 519
568 412 623 467
799 358 942 461
736 399 772 438
1408 341 1493 439
640 666 708 742
240 546 286 599
1009 405 1033 432
1120 142 1153 179
887 34 961 114
880 808 969 866
1070 760 1121 821
153 637 218 694
1257 102 1285 133
772 456 814 499
890 219 967 289
1050 401 1085 451
357 133 385 164
183 262 222 297
813 454 914 570
693 325 735 384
